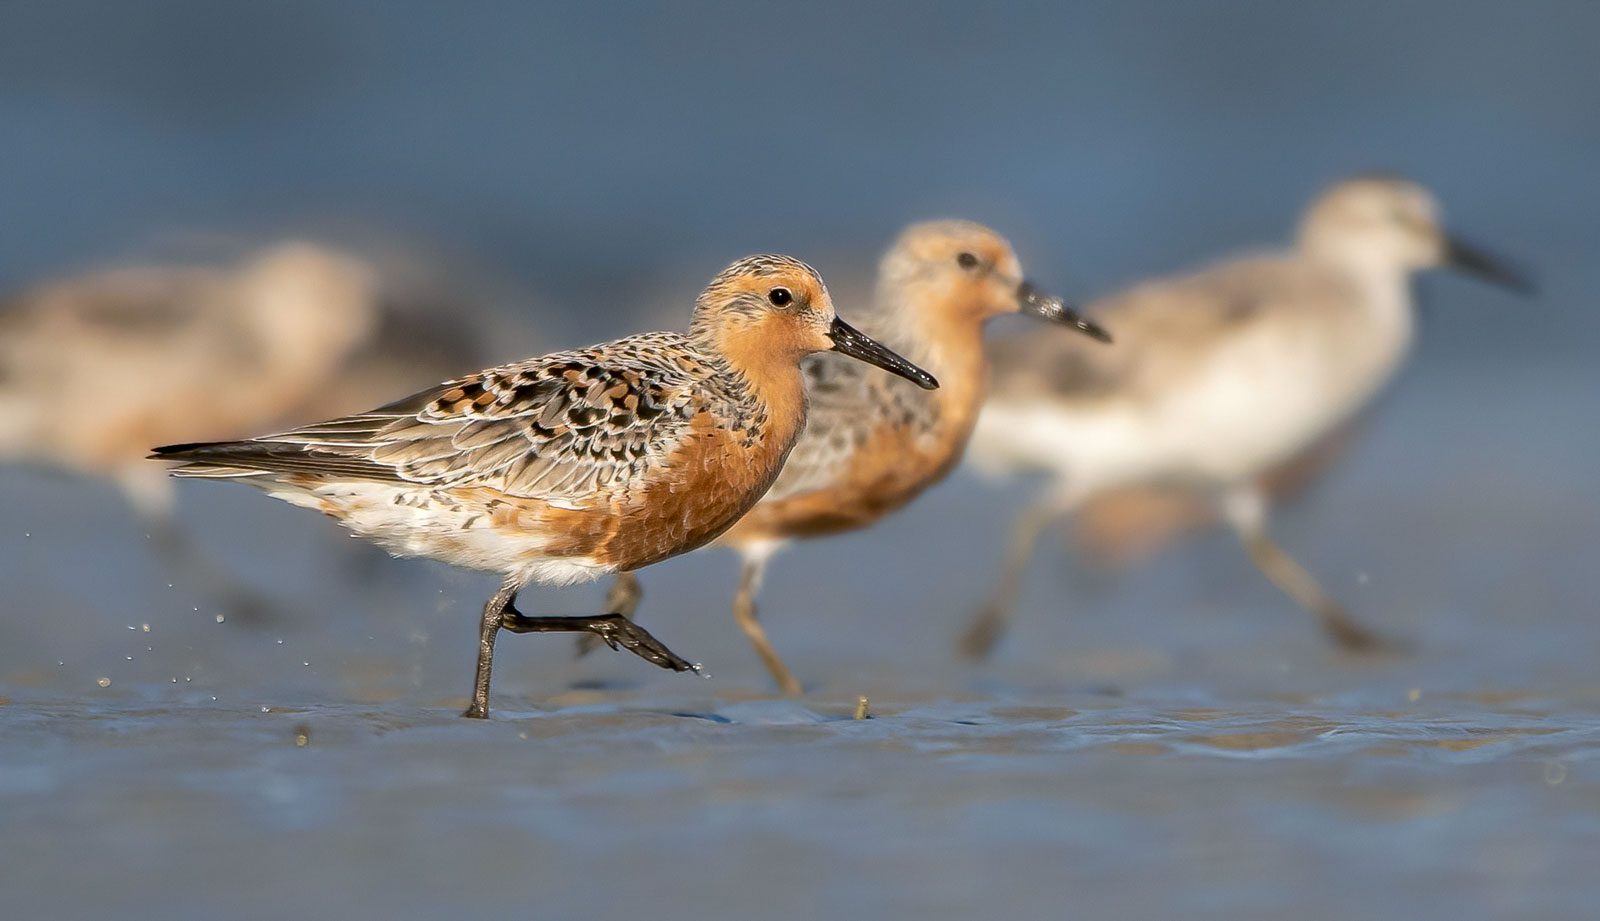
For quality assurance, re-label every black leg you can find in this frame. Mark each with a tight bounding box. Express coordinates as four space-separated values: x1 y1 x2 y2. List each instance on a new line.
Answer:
463 580 699 720
574 571 643 659
463 579 520 719
504 608 697 673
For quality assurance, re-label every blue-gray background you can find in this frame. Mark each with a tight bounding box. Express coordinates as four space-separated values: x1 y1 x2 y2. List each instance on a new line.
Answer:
2 3 1598 920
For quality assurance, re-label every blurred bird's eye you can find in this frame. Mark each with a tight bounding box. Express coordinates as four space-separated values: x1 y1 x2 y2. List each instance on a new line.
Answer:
957 252 980 270
768 287 793 307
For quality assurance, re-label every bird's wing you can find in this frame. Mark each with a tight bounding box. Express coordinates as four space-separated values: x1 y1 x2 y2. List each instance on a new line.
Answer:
986 253 1301 404
154 333 709 508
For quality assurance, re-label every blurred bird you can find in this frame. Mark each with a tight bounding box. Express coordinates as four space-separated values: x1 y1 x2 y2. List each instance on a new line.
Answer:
0 242 491 620
588 222 1111 695
0 243 380 523
152 254 938 718
961 175 1532 659
1070 423 1359 569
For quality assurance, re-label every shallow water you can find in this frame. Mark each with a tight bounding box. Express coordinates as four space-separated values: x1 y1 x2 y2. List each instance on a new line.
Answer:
4 690 1598 921
3 363 1599 920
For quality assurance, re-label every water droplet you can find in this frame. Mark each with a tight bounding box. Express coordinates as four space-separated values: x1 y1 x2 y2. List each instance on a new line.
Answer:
215 614 225 624
141 624 151 633
96 677 111 688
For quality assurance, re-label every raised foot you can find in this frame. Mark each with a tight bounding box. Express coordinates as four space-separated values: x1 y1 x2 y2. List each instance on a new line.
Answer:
587 614 699 673
573 612 632 660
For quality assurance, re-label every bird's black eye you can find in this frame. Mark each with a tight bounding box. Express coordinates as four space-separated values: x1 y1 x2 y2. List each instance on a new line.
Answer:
768 287 793 307
957 252 980 270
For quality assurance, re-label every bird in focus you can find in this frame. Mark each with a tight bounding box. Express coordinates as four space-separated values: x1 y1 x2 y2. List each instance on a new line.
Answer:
588 221 1111 695
960 175 1532 659
152 254 938 719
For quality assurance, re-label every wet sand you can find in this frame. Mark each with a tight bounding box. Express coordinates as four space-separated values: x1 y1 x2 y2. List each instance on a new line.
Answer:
2 363 1597 920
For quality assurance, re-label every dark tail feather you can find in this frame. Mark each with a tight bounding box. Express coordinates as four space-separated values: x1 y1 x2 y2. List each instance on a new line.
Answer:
150 440 395 481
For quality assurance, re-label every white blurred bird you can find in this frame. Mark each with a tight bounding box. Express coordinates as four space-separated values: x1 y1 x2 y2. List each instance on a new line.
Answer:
961 175 1531 658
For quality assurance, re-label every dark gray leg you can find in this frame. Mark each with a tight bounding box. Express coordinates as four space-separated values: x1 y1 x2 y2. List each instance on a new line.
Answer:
463 578 521 719
573 572 643 658
464 577 698 719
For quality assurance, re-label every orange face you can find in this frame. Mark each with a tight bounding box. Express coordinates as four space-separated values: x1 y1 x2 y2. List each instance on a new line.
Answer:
886 221 1028 323
694 255 841 360
694 254 939 389
880 221 1110 343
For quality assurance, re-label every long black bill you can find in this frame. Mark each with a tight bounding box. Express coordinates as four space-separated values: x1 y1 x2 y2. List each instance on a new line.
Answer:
827 317 939 390
1445 236 1535 294
1017 281 1113 343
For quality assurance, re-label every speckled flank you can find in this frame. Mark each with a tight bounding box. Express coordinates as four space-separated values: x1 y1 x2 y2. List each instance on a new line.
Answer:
152 256 840 580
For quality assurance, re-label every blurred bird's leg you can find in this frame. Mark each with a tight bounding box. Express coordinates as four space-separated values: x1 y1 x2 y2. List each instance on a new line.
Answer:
118 466 282 629
730 542 801 697
959 489 1082 660
1221 485 1391 653
573 571 643 658
467 576 697 719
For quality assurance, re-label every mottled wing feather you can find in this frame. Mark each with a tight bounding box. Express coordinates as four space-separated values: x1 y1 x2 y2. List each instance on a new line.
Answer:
162 334 708 507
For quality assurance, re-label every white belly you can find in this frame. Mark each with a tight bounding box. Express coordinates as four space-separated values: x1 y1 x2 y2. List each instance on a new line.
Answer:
970 307 1413 493
262 480 613 586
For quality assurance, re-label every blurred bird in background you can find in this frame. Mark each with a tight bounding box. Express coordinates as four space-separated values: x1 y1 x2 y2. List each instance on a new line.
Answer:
589 221 1111 695
0 241 489 616
961 175 1532 659
1069 424 1359 569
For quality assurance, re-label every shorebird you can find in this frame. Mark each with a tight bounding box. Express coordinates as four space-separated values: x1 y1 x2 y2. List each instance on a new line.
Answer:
586 222 1111 695
960 175 1531 659
0 242 487 621
0 243 380 524
152 254 938 718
